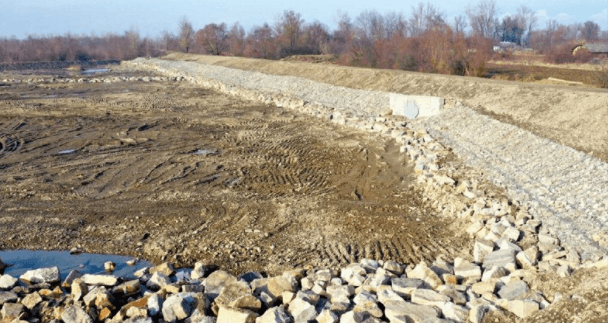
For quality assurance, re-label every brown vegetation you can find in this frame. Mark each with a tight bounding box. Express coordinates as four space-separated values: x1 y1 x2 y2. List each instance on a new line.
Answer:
0 0 605 81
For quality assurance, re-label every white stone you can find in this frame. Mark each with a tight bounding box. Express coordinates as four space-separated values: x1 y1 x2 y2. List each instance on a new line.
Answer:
316 309 338 323
162 293 198 322
301 277 314 290
466 221 484 235
205 270 237 295
190 261 208 280
147 293 163 317
349 274 366 287
377 288 406 305
340 311 365 323
483 249 516 270
315 269 333 282
391 277 425 296
353 290 377 305
498 280 529 300
217 306 258 323
481 267 508 282
473 240 494 263
0 275 18 289
502 227 521 242
256 307 291 323
507 299 539 318
384 302 439 323
538 234 559 245
383 260 403 275
61 305 93 323
407 263 442 289
441 302 469 322
20 267 60 284
288 298 317 323
81 274 119 286
146 272 171 290
468 305 487 323
354 300 383 318
326 285 354 303
359 259 380 273
411 289 451 307
454 261 482 280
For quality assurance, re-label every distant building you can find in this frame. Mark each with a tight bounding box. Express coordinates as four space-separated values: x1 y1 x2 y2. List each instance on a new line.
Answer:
572 42 608 55
493 41 526 52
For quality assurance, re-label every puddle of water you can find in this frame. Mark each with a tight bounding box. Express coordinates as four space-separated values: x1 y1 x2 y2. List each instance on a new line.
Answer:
57 149 76 155
0 250 152 279
192 148 219 156
81 68 109 75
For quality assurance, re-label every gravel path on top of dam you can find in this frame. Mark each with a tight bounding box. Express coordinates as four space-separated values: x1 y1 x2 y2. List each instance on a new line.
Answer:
127 57 608 261
414 107 607 261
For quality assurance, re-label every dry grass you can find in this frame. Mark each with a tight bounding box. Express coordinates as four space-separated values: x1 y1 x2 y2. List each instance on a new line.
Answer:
485 62 607 87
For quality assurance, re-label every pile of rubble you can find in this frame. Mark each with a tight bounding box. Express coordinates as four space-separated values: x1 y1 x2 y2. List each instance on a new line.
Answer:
0 252 594 323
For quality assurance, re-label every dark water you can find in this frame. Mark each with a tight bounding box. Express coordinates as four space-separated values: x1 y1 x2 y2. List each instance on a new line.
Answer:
0 250 152 279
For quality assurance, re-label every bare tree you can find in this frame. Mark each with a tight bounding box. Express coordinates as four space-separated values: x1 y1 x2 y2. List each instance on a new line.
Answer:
384 11 407 38
408 2 445 37
581 21 600 40
125 27 140 59
515 5 537 46
196 23 228 55
355 10 386 40
275 10 304 52
226 22 246 56
466 0 498 38
245 23 277 59
160 30 175 52
302 21 330 54
331 11 355 54
545 20 561 48
178 16 194 53
454 15 468 35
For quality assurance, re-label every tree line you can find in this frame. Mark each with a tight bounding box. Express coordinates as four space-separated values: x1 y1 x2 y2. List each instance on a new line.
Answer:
0 0 605 75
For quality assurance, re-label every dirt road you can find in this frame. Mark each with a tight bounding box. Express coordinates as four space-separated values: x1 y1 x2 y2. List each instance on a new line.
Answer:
0 69 470 275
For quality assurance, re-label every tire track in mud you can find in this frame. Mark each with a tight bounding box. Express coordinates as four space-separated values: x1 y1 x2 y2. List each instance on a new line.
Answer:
0 77 470 273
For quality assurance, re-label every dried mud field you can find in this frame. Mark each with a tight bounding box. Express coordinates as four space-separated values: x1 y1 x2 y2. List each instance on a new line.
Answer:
0 69 470 275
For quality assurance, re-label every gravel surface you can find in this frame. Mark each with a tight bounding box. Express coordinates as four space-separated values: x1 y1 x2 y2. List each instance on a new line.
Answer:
128 58 388 118
416 107 608 261
126 57 608 261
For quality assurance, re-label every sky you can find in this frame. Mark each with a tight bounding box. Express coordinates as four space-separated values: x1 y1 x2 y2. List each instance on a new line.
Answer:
1 0 606 39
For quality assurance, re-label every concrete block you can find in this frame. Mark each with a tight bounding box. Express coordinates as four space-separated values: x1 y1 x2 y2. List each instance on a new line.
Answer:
390 93 444 118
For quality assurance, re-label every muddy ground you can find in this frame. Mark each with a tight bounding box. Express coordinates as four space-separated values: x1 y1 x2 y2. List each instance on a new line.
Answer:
0 68 471 276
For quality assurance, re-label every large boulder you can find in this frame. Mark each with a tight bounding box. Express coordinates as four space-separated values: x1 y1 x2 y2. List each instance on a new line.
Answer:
384 302 439 323
0 274 18 290
61 305 93 323
205 270 237 295
217 306 258 323
162 292 198 323
20 267 60 284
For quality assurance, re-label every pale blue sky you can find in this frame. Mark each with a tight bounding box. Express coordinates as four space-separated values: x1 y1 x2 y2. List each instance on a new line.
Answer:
1 0 606 39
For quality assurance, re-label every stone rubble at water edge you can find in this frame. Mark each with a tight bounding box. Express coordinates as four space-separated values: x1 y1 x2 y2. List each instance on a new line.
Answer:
0 254 601 323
